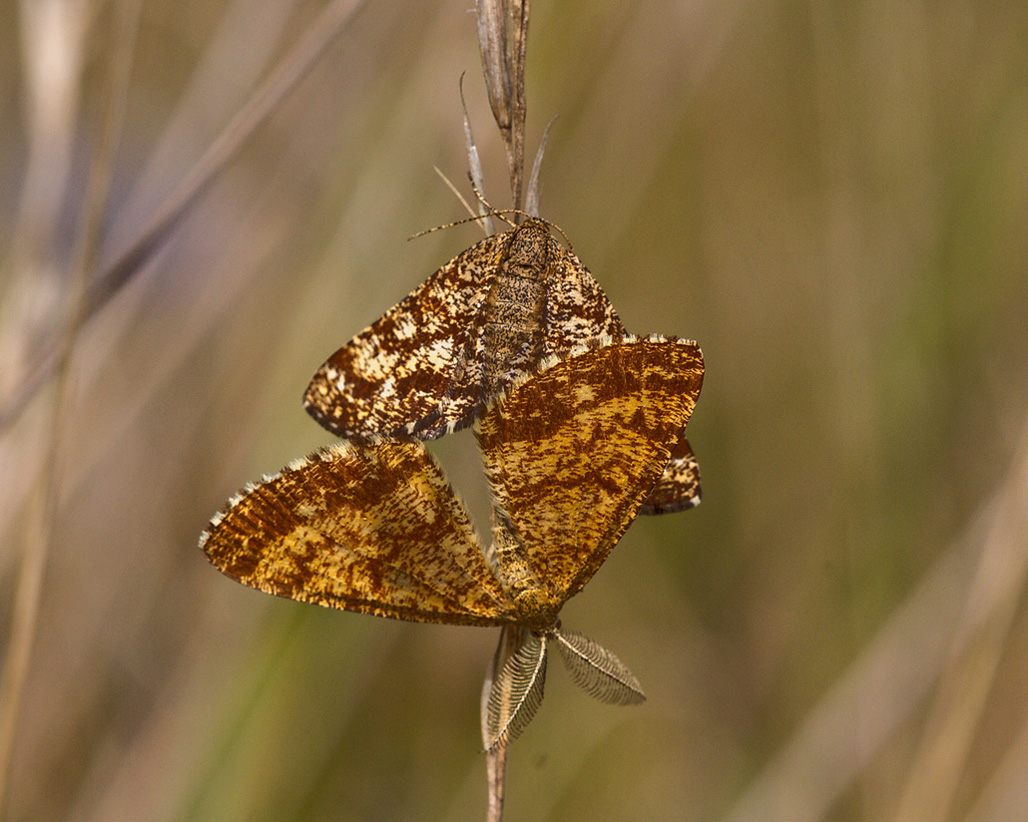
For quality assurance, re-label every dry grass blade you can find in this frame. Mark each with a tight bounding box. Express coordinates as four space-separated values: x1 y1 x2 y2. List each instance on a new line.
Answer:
474 0 512 131
91 0 367 311
485 631 547 751
552 628 646 706
459 73 494 236
961 717 1028 822
0 0 368 437
889 419 1028 822
524 114 557 218
720 414 1028 822
433 166 480 224
0 0 142 812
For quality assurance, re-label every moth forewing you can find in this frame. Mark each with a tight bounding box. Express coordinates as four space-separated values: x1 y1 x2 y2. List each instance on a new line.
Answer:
476 336 705 607
303 219 704 514
199 439 512 626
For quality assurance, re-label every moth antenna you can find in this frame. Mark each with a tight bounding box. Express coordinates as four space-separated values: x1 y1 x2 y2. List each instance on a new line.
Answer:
484 632 549 751
409 210 574 254
538 217 573 253
467 174 503 218
552 627 646 705
433 166 478 220
464 176 516 229
408 211 513 240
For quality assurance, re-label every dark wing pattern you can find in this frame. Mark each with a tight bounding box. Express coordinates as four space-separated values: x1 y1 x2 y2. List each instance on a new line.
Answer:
199 439 512 626
303 232 512 440
540 237 702 515
476 336 704 622
638 437 701 514
539 233 626 355
304 220 703 512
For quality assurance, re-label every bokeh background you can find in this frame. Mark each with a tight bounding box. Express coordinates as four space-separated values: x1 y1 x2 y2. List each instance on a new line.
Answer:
2 1 1028 820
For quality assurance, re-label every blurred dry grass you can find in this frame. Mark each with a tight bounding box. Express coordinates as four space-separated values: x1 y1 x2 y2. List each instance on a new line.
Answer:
1 1 1027 820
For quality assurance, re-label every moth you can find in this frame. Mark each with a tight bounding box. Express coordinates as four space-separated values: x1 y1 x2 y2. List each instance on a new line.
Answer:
202 335 704 746
303 219 701 515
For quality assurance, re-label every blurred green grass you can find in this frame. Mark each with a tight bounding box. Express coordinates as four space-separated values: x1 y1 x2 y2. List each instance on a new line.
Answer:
2 1 1027 820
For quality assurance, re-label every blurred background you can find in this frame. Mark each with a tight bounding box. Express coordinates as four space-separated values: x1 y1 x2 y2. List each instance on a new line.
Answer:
2 1 1028 820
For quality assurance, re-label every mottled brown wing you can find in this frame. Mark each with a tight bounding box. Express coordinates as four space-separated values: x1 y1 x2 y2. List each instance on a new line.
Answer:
638 436 701 514
200 440 512 626
540 238 702 516
303 232 511 440
304 222 703 515
539 235 626 355
476 335 704 609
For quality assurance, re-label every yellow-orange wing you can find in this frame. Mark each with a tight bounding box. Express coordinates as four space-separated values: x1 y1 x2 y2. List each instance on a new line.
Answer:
302 220 701 517
200 439 511 626
476 335 704 615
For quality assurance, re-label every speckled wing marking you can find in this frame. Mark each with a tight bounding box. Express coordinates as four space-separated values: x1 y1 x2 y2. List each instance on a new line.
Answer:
203 336 702 631
203 338 702 745
538 243 702 515
199 440 512 626
638 438 701 515
303 219 703 514
475 335 704 625
536 230 625 357
303 232 511 440
303 219 623 439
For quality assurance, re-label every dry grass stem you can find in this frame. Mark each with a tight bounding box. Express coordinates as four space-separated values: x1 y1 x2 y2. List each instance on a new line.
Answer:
721 416 1028 822
472 3 532 818
524 115 557 219
474 0 529 212
0 0 368 437
459 74 494 236
0 0 142 811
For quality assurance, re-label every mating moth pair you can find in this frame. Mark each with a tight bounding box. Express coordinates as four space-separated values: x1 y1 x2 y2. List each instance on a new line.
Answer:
201 218 704 748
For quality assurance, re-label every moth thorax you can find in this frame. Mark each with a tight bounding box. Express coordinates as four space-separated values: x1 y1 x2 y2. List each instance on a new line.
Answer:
482 261 547 396
511 588 561 633
492 524 532 588
491 516 553 625
505 221 551 274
